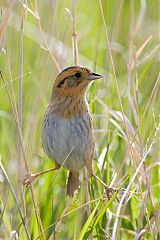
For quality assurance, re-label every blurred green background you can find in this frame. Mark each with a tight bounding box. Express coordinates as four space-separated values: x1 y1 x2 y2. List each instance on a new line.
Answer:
0 0 160 239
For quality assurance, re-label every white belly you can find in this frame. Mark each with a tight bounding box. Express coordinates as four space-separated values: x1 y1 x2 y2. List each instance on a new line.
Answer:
42 111 93 172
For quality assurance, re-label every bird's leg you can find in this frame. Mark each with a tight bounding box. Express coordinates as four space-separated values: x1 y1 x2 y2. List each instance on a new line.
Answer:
23 164 60 187
93 174 118 200
91 173 117 200
86 160 117 200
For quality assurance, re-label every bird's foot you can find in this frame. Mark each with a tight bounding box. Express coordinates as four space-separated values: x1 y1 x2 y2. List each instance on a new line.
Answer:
23 173 37 187
105 186 117 199
91 173 119 201
22 167 60 187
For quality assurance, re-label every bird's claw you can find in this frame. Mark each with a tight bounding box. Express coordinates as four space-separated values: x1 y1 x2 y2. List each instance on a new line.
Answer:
23 173 36 187
105 187 119 201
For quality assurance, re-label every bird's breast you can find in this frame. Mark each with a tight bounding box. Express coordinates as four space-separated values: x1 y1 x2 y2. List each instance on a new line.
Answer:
41 109 94 172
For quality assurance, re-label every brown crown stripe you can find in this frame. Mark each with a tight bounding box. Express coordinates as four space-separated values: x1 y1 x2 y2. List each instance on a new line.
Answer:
61 66 79 73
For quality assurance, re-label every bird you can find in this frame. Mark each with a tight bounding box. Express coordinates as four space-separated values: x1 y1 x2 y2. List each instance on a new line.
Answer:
23 66 115 197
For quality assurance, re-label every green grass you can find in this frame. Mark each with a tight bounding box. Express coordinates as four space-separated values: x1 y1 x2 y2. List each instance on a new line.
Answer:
0 0 160 239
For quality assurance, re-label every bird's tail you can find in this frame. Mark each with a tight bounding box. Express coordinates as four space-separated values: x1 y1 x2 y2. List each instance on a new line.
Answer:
66 171 79 196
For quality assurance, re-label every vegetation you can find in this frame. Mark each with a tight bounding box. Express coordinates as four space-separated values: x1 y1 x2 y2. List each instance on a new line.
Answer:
0 0 159 239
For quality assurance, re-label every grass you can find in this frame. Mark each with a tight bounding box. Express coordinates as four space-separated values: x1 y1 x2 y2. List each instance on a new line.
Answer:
0 0 160 239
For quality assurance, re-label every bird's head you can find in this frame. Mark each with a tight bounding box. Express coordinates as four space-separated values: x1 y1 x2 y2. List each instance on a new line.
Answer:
52 66 102 97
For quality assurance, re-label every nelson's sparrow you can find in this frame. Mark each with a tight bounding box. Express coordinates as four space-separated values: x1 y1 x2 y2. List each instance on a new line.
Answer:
24 66 115 197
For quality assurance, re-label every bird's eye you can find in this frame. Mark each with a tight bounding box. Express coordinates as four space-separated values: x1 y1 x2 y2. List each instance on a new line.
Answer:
74 72 81 78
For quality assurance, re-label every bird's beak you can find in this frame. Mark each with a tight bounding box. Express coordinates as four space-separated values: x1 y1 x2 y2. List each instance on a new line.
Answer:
86 72 103 81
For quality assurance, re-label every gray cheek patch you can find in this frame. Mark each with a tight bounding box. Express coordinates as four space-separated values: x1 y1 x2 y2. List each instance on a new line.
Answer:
57 76 82 88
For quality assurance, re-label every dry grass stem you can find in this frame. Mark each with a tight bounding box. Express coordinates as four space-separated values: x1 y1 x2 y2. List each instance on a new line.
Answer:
72 0 79 65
